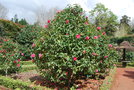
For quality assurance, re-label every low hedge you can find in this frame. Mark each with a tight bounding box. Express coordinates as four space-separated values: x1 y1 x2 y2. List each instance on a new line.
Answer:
20 61 33 65
0 75 50 90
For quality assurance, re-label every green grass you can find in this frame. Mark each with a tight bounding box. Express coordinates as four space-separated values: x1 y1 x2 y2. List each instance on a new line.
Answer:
20 60 33 65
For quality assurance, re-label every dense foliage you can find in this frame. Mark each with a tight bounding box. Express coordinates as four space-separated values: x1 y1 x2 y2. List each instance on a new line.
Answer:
0 38 21 75
0 19 23 38
32 5 118 87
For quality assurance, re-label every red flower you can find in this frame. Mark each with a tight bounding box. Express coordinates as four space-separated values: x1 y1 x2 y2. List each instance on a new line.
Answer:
92 53 97 56
84 22 88 25
66 20 69 24
104 56 108 58
13 61 17 63
17 64 20 67
44 25 48 28
94 36 98 39
66 33 69 35
31 54 36 58
66 72 68 75
18 59 21 62
102 32 106 35
47 20 51 23
39 53 43 58
21 53 24 56
83 50 86 54
32 43 36 47
95 69 98 72
108 44 113 48
57 10 61 13
97 27 101 30
73 57 77 61
76 34 81 39
85 36 90 40
98 35 101 38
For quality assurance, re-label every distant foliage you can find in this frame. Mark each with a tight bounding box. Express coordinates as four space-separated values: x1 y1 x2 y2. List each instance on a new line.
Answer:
0 19 22 38
32 5 118 87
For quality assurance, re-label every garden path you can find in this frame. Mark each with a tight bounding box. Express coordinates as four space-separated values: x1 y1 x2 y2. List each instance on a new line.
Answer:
111 68 134 90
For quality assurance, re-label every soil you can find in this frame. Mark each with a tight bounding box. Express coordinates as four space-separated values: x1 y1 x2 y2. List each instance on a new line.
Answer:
9 70 104 90
111 68 134 90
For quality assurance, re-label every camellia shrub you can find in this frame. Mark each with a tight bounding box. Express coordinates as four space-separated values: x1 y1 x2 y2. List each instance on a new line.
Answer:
15 25 43 60
0 38 21 75
32 5 118 87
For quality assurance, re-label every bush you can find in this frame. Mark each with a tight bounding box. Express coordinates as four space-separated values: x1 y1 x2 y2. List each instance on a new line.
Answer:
0 19 22 38
32 5 118 87
0 38 22 75
15 25 43 60
0 75 48 90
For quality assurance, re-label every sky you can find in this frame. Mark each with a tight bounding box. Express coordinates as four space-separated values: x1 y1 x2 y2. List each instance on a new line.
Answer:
0 0 134 24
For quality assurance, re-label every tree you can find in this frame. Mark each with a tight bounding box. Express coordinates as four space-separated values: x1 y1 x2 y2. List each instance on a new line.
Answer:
0 3 8 19
89 3 118 36
11 14 19 23
34 6 59 26
119 15 131 35
18 18 28 25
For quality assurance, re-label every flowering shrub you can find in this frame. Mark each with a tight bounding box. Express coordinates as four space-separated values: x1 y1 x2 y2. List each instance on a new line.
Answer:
15 25 43 60
0 38 21 75
33 5 118 86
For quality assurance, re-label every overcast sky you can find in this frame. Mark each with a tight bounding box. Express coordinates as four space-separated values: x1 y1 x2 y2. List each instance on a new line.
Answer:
0 0 134 24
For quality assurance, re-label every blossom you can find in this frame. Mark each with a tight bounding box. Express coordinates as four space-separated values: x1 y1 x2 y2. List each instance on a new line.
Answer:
13 61 17 63
57 10 61 13
39 53 43 58
47 20 51 23
17 64 20 67
76 34 81 39
108 44 113 48
44 25 48 28
86 16 88 19
104 56 108 58
18 59 21 62
83 50 86 54
32 43 36 47
84 22 88 25
85 36 90 40
31 54 36 58
66 72 68 75
97 27 101 30
73 57 77 61
102 32 106 35
66 33 69 35
92 53 97 56
98 35 101 38
94 36 98 39
21 53 24 56
95 69 98 72
66 20 69 24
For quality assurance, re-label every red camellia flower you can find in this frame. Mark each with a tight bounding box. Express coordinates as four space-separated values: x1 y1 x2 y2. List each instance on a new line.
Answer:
102 32 106 35
92 53 97 56
13 61 17 63
17 64 20 67
85 36 90 40
94 36 98 39
39 53 43 58
97 27 101 30
95 69 98 72
84 22 88 25
98 35 101 38
66 20 69 24
66 72 68 75
21 53 24 56
18 59 21 62
47 20 51 23
31 54 36 58
76 34 81 39
32 43 36 47
44 25 48 28
73 57 77 61
108 44 113 48
104 56 108 58
83 50 86 54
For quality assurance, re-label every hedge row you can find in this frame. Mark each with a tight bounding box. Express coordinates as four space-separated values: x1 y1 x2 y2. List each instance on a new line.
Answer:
0 75 51 90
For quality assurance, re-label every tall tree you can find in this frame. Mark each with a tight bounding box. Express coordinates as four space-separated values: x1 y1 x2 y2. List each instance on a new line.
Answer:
0 3 8 19
89 3 118 36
